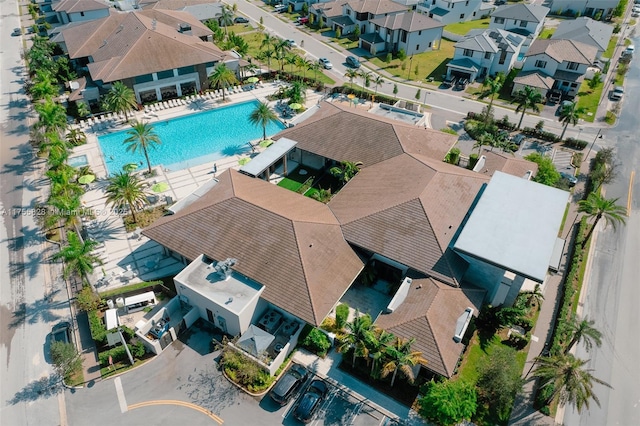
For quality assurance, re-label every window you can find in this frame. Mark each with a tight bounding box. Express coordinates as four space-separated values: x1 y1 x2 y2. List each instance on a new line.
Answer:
177 66 195 75
535 60 547 68
466 0 469 5
432 0 435 5
418 30 422 35
428 42 432 48
570 83 578 88
484 52 492 59
80 11 85 16
519 20 527 27
449 2 454 8
460 13 465 19
401 30 407 42
157 70 174 80
416 44 420 50
494 17 504 24
463 49 473 57
498 50 507 65
375 25 380 32
135 74 153 84
567 61 579 70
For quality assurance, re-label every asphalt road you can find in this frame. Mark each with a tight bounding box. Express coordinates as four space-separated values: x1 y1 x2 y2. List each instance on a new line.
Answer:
0 1 70 425
563 32 640 426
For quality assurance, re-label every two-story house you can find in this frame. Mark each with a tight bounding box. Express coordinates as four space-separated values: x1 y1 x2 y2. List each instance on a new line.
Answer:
51 0 111 24
489 3 549 54
416 0 486 25
517 38 598 98
548 0 617 20
364 11 444 55
551 17 613 59
446 28 525 82
343 0 407 35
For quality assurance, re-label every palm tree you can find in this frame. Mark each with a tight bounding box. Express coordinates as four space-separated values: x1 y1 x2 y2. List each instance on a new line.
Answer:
46 194 85 231
274 39 291 71
248 101 279 140
380 337 426 387
53 231 102 282
297 57 311 80
360 70 372 93
372 75 384 99
208 63 239 101
565 316 603 355
478 74 503 124
285 53 298 73
102 81 137 121
511 86 544 129
308 61 321 83
260 34 276 70
520 283 544 308
219 5 234 36
34 99 68 135
311 188 332 203
330 161 363 183
533 353 611 413
577 192 627 246
124 120 161 175
105 172 149 223
345 69 359 90
558 101 586 141
368 328 395 377
473 132 497 155
66 128 87 147
336 310 374 368
30 69 57 100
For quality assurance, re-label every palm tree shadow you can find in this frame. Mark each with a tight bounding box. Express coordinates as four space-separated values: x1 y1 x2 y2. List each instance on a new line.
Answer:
6 374 62 405
221 145 246 157
10 249 47 280
9 293 65 329
2 225 44 256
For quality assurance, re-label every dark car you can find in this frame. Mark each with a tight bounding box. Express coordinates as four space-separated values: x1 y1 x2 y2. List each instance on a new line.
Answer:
454 78 468 90
12 27 22 36
293 379 328 423
345 56 361 68
495 0 506 4
234 16 249 24
51 322 72 344
547 89 562 104
269 364 308 406
442 74 456 88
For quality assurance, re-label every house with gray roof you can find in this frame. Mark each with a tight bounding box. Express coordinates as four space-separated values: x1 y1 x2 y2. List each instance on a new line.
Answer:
416 0 487 25
551 17 613 59
143 102 566 378
364 11 444 55
447 28 525 82
489 3 549 37
519 38 598 97
548 0 617 20
51 0 110 24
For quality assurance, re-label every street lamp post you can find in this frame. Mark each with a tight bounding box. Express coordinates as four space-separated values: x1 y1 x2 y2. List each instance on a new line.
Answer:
407 55 413 80
586 129 603 159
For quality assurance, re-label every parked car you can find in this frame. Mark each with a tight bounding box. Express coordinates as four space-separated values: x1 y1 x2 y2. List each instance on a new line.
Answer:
442 74 456 88
495 0 506 4
511 133 527 146
269 364 308 406
318 57 332 69
622 45 635 57
297 16 309 24
345 56 361 68
286 39 298 48
547 89 562 104
274 4 286 12
51 322 72 344
12 27 22 36
610 86 624 101
234 16 249 24
293 379 328 423
559 172 578 187
454 78 468 90
556 100 574 115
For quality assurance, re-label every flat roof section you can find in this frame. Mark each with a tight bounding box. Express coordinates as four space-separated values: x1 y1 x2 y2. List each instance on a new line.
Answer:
174 254 264 315
239 137 297 177
453 171 568 282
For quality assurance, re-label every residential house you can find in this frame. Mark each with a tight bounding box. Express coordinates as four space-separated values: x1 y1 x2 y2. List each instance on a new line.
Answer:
447 28 525 82
551 17 613 59
518 38 598 97
144 102 567 378
310 1 349 30
489 3 549 53
312 0 407 35
365 11 444 55
511 70 555 97
416 0 485 25
51 0 111 24
54 9 232 104
548 0 617 20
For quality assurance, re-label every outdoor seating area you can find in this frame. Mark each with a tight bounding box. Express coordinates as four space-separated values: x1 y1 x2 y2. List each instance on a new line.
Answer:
275 100 298 118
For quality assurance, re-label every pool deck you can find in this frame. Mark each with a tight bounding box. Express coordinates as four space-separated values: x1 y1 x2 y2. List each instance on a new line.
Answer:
76 84 324 292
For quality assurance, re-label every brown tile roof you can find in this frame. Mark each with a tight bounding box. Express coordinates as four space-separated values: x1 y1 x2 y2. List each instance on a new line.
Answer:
141 0 215 10
345 0 406 15
329 154 489 285
52 0 109 13
369 11 444 32
513 70 555 90
275 102 457 167
311 0 348 18
143 170 364 326
375 278 485 377
474 149 539 178
525 39 598 65
61 10 221 82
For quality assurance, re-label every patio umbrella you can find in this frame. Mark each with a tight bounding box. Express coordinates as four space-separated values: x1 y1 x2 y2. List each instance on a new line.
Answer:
78 174 95 185
123 163 138 172
289 103 302 110
238 157 250 166
259 139 275 148
246 77 259 84
347 94 356 100
151 182 170 193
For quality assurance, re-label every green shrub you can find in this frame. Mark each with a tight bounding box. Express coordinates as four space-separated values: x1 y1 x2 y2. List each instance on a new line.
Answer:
445 147 461 165
563 138 588 150
302 328 331 356
397 48 406 61
513 316 534 332
440 127 458 135
468 153 479 170
98 345 127 366
335 303 349 330
221 348 274 392
88 310 107 346
506 332 530 350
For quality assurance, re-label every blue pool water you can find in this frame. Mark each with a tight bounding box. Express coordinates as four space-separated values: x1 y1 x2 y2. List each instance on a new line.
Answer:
98 101 285 175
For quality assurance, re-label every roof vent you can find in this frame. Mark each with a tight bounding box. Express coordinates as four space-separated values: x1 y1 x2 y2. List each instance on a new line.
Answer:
116 24 124 34
208 257 237 280
151 19 157 30
100 39 107 48
179 23 192 33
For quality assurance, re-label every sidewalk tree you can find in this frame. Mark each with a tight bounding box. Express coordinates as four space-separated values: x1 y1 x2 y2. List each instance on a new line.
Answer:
360 70 371 92
565 315 602 354
54 231 102 281
208 63 239 101
380 337 426 387
558 101 586 141
372 75 384 98
102 81 137 121
34 99 68 135
248 101 279 141
219 5 233 36
478 73 504 124
50 341 82 381
511 86 544 129
533 353 611 413
345 69 359 90
105 171 149 224
476 345 523 422
415 88 421 101
418 379 477 426
577 192 626 246
393 83 398 95
124 120 161 174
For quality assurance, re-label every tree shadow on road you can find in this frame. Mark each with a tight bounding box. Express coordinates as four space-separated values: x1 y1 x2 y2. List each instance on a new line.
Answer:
6 374 62 405
8 294 66 329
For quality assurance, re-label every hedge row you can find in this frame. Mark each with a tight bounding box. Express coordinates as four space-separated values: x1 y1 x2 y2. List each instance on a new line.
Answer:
466 111 517 131
98 341 146 367
521 127 559 142
563 138 588 150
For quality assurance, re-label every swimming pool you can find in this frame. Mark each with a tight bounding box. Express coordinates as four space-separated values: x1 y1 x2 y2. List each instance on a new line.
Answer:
98 101 285 175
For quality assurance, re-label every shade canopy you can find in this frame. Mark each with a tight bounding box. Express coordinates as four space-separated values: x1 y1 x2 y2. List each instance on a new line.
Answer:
78 174 95 184
246 77 259 83
236 324 274 357
151 182 170 193
289 103 302 110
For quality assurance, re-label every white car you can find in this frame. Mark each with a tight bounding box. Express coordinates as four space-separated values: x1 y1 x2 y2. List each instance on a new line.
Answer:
633 5 640 12
611 86 624 101
624 45 635 56
318 58 332 69
286 39 298 48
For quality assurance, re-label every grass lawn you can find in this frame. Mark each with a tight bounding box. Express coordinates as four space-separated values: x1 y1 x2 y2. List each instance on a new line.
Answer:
277 166 320 193
603 36 618 59
538 27 555 39
444 18 490 35
575 80 603 123
334 36 359 50
225 23 254 35
369 39 456 85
